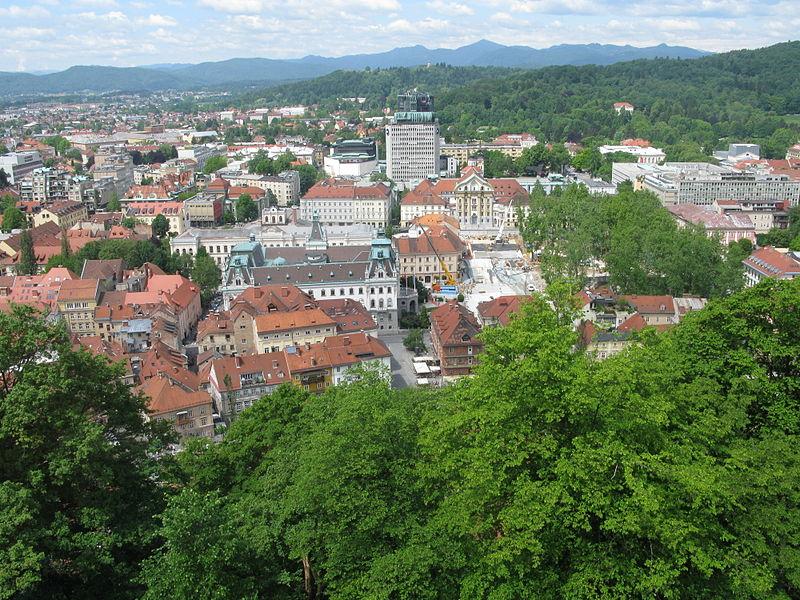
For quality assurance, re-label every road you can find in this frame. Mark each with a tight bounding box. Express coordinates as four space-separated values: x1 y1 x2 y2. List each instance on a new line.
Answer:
380 331 424 389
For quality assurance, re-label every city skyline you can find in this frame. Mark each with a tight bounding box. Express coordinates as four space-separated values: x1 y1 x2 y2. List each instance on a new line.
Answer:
1 0 798 72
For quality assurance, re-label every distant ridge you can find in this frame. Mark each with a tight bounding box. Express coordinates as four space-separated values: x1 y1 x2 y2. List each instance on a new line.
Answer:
0 40 710 97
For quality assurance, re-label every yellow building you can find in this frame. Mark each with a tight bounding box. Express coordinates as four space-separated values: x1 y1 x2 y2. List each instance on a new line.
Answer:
56 278 100 334
32 201 88 229
253 308 336 354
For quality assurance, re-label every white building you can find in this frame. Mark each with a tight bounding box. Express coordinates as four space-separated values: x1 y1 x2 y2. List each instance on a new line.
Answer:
300 179 393 228
170 220 375 266
742 247 800 288
323 138 378 177
612 162 800 207
598 145 666 164
223 171 300 206
177 143 227 171
386 112 440 185
400 180 451 226
0 151 43 184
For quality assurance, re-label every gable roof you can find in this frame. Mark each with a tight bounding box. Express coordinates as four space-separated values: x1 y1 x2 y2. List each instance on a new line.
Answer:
477 295 527 326
431 301 482 346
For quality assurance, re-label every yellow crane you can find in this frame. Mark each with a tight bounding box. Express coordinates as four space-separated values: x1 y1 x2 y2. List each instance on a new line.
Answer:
420 225 456 291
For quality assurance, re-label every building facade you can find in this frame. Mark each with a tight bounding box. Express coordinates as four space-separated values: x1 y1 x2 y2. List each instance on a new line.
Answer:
300 179 393 228
386 92 440 185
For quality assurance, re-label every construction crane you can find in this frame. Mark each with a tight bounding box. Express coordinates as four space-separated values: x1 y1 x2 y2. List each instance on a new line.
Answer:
494 196 514 245
420 225 456 291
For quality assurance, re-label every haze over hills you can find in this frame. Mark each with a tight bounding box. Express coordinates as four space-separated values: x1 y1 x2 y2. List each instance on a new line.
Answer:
0 40 709 97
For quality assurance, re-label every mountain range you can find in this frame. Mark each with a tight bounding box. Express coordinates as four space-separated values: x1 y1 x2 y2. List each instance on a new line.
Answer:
0 40 709 97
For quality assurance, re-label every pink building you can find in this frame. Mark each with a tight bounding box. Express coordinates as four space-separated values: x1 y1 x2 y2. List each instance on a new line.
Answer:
667 204 756 245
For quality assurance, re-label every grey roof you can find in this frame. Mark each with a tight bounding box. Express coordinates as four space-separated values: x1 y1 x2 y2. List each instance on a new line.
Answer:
252 262 370 285
264 245 370 265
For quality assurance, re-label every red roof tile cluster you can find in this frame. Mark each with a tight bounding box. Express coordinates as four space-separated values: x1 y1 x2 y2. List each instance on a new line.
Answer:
394 225 464 257
303 178 390 200
743 247 800 278
477 295 528 326
431 301 482 346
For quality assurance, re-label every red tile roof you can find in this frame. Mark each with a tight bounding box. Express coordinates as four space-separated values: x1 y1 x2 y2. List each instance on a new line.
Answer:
431 301 482 346
477 295 527 326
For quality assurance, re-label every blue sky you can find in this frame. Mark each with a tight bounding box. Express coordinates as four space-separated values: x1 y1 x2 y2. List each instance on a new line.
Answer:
0 0 797 71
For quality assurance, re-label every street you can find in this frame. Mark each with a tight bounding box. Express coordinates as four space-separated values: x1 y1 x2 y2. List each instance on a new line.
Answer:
380 331 427 389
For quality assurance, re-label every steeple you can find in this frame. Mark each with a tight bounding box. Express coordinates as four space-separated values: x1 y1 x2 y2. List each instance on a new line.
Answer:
306 211 328 252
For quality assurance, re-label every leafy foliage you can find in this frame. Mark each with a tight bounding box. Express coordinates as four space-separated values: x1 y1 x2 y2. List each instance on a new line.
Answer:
234 194 259 223
0 306 173 600
202 155 228 174
138 281 800 598
520 184 745 296
151 214 169 238
191 247 221 305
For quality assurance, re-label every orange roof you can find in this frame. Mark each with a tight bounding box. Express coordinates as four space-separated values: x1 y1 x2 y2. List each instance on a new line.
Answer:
140 376 212 416
743 247 800 278
617 313 647 332
229 185 266 198
401 184 447 207
303 178 390 200
430 301 482 347
210 352 291 391
234 285 316 312
394 225 464 257
57 278 99 303
620 295 675 315
477 295 527 326
316 298 376 333
253 307 335 333
136 340 198 390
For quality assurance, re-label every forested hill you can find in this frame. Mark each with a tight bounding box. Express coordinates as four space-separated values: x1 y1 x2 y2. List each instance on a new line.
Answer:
245 41 800 156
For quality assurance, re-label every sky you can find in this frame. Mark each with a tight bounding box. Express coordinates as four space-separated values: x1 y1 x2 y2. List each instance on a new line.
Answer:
0 0 798 72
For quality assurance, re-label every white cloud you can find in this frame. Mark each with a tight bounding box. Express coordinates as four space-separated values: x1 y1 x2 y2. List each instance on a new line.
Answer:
228 14 284 31
73 0 118 6
386 17 448 32
509 0 602 15
197 0 264 12
427 0 473 15
0 27 56 39
130 1 153 8
490 11 514 22
645 17 702 31
138 13 178 26
0 5 51 18
77 10 129 23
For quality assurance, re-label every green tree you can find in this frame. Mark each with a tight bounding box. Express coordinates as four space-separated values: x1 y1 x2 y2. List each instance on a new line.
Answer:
293 164 319 195
482 150 516 177
0 306 173 600
0 168 8 188
191 247 221 305
121 216 138 229
222 209 236 225
403 328 426 354
235 194 259 223
151 214 169 238
1 205 26 232
107 192 121 211
17 229 36 275
141 490 264 600
203 155 228 174
571 147 603 175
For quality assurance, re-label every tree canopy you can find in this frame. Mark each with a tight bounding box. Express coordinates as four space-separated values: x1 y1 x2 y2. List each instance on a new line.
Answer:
0 306 173 600
133 279 800 599
520 184 745 296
